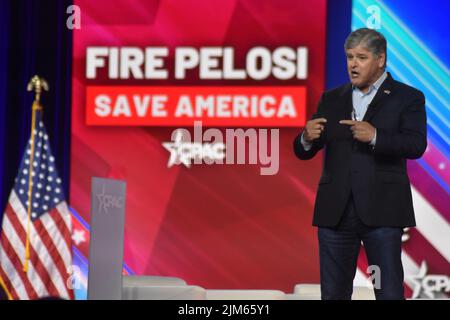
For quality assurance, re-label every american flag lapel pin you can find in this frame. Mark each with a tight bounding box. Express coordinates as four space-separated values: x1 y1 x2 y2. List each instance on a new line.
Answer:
384 90 391 94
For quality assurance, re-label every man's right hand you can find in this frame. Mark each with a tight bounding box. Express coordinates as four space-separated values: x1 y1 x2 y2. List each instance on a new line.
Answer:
303 118 327 142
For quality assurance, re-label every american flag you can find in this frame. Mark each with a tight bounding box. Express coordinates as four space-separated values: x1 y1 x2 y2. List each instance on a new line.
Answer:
0 108 74 300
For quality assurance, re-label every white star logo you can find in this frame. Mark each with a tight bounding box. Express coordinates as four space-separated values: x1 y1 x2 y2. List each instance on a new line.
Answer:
162 131 192 168
407 261 450 299
409 261 428 299
72 229 86 246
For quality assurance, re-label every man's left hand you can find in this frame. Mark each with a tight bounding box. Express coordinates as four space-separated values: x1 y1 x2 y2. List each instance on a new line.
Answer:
339 120 376 143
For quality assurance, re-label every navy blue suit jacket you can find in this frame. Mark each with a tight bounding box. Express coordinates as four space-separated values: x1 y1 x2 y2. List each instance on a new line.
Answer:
294 73 427 227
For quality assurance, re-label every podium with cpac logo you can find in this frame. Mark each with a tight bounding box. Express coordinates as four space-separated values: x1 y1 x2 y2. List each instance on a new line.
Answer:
87 177 127 300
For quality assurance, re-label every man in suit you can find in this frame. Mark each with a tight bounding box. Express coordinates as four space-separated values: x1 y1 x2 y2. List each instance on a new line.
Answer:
293 28 427 300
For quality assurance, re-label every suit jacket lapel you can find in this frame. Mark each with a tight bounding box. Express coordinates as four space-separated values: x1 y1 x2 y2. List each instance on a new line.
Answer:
362 72 395 122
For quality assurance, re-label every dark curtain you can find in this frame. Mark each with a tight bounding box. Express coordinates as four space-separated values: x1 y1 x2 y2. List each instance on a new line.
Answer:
0 0 73 225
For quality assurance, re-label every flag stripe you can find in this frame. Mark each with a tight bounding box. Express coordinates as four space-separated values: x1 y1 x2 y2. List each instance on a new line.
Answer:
46 208 73 269
411 187 450 262
1 215 42 299
51 208 75 300
0 244 28 300
5 203 61 298
7 196 70 298
1 232 38 299
39 210 72 268
34 215 72 297
404 228 450 273
56 202 72 234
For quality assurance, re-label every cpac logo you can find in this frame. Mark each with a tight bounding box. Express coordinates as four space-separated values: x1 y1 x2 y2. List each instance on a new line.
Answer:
96 185 124 214
163 131 225 168
162 121 279 175
408 261 450 299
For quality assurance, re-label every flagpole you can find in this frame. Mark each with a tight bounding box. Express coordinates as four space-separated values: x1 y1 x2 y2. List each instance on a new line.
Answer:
23 76 48 272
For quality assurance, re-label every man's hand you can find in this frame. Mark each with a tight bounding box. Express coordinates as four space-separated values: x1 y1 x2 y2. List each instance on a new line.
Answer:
304 118 327 142
339 120 376 143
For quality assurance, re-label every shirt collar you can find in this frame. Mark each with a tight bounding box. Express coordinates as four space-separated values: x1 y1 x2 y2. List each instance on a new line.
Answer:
353 71 387 96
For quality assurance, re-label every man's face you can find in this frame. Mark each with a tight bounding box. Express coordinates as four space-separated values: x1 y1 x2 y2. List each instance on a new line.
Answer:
346 44 385 92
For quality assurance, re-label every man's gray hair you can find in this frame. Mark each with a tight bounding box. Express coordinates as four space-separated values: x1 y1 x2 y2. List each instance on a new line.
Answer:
344 28 387 62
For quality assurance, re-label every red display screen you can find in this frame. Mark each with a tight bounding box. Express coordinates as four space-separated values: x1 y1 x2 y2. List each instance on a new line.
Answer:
71 0 327 292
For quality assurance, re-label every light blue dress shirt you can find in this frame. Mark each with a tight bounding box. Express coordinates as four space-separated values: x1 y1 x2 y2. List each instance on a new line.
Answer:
301 71 387 150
